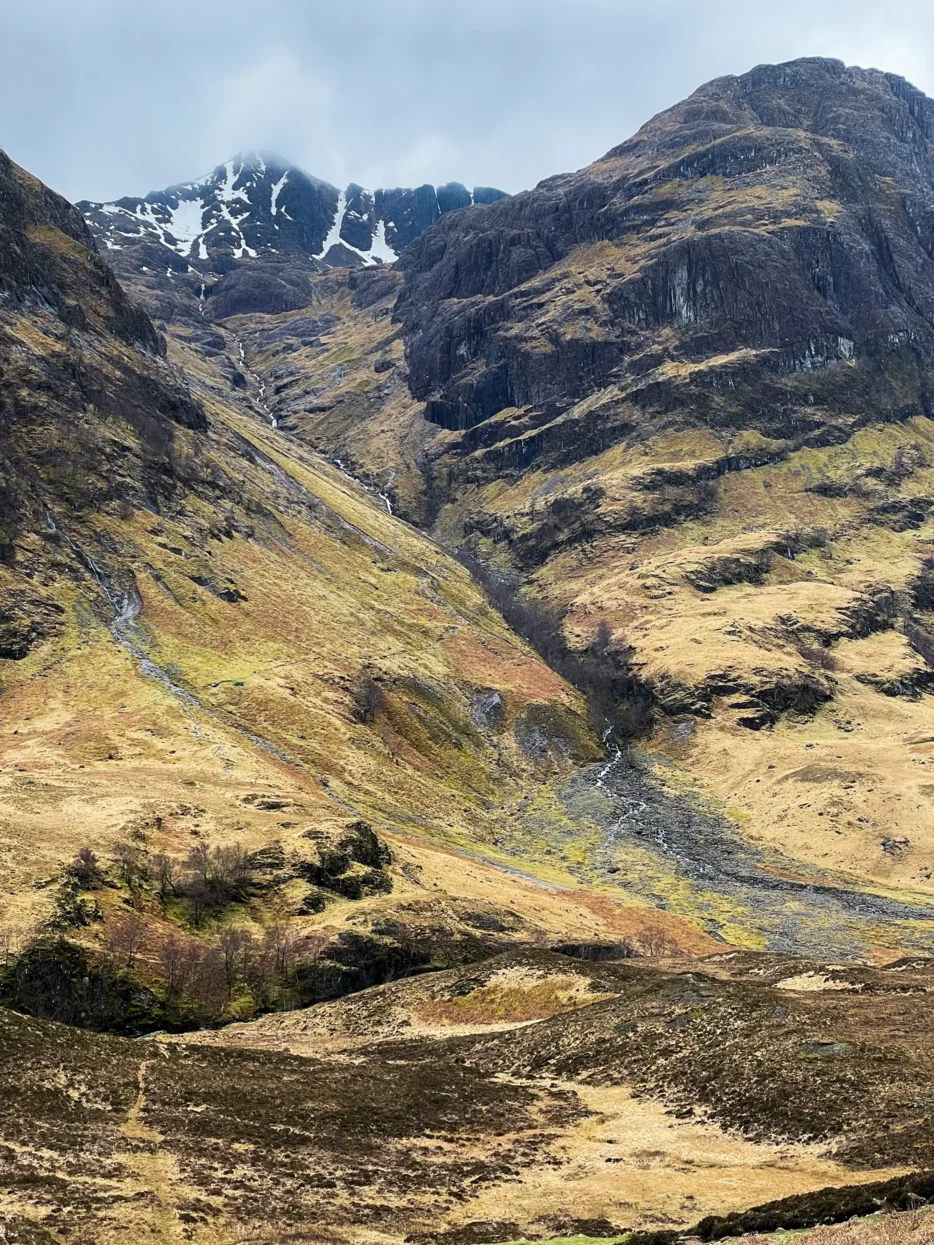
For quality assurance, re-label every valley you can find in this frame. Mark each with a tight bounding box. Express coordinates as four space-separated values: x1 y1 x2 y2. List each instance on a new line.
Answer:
1 53 934 1245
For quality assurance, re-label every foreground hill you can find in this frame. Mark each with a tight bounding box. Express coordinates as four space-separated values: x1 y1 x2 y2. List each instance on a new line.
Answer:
213 58 934 909
4 948 934 1243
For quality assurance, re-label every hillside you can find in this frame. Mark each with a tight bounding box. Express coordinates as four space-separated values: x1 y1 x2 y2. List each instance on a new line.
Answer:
0 144 662 1013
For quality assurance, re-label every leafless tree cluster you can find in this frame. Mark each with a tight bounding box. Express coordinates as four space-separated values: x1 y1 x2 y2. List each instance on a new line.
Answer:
182 843 252 925
636 922 681 958
457 551 653 739
102 912 147 970
157 923 326 1020
74 838 255 927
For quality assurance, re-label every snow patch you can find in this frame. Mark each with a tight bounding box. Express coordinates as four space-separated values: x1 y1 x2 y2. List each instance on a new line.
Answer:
270 170 289 216
314 189 397 266
163 197 206 255
314 189 348 259
370 219 398 263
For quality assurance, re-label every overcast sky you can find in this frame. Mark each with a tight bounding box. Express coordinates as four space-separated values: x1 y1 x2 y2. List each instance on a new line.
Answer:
3 0 934 204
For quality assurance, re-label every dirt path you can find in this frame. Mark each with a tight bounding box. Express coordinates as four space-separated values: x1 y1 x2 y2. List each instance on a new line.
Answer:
112 1058 188 1244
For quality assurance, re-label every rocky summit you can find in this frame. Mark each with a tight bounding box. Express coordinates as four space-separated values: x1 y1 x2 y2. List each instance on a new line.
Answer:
80 149 506 272
2 53 934 1245
78 151 506 322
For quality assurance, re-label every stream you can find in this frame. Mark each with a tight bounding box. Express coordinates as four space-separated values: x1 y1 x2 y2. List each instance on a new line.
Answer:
572 747 934 957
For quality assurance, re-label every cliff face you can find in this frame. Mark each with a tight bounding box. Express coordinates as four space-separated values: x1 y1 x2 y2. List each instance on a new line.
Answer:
0 149 206 565
395 59 934 450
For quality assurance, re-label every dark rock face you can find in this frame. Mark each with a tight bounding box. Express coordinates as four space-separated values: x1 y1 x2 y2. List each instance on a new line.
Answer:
79 152 508 276
80 153 338 269
0 147 206 549
437 182 473 214
341 183 377 251
208 264 315 319
0 150 161 354
396 58 934 461
376 184 441 252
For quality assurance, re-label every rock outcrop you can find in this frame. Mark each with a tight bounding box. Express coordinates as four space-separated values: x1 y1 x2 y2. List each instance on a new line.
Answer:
396 58 934 455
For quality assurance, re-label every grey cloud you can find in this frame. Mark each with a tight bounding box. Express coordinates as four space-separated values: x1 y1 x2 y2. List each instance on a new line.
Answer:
2 0 934 203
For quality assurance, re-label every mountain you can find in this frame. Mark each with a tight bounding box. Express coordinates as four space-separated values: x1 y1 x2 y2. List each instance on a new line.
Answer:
269 57 934 909
79 149 507 271
0 143 659 1019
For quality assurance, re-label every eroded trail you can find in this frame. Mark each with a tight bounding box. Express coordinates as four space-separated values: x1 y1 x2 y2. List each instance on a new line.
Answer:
114 1058 188 1244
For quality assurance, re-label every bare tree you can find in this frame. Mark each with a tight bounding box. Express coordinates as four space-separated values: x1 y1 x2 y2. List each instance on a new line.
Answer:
104 913 147 970
217 928 253 1001
185 842 250 900
244 939 276 1010
186 842 211 888
152 853 181 903
187 880 211 928
265 922 299 978
160 935 192 1005
188 945 227 1016
112 842 148 890
637 922 681 958
211 845 251 894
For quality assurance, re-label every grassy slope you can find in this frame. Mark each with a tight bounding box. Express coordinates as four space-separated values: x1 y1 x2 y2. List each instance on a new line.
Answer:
1 279 717 967
214 210 934 927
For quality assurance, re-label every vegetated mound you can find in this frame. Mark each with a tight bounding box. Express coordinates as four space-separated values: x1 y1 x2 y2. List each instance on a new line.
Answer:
175 946 639 1052
2 949 932 1245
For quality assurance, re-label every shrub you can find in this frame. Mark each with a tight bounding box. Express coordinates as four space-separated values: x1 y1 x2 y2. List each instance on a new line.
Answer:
67 846 104 889
352 674 387 723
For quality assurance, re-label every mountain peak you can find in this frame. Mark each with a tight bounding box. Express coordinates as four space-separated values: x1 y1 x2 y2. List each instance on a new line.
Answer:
78 159 508 276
